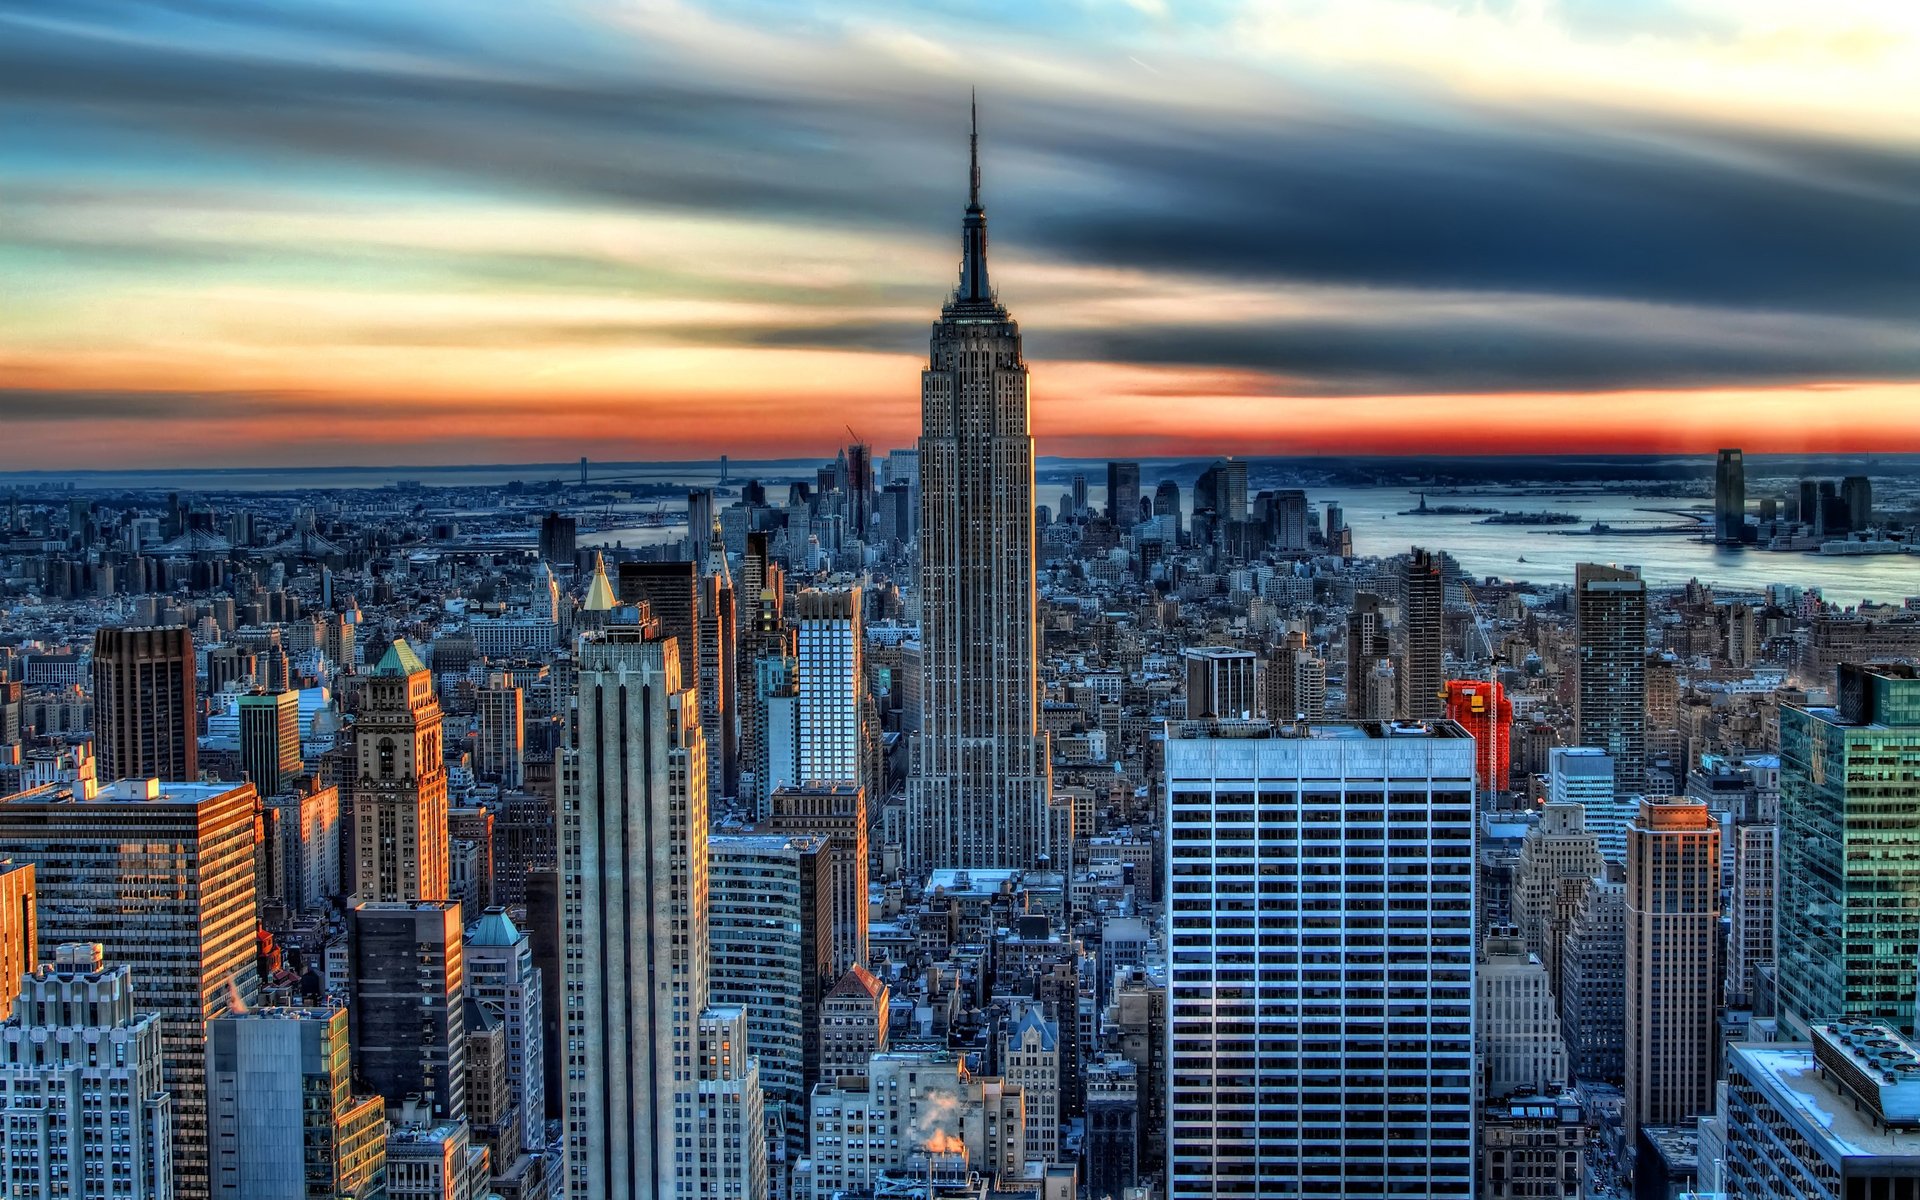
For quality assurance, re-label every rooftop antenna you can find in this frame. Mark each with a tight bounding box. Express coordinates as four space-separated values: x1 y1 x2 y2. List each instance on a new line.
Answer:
969 87 980 209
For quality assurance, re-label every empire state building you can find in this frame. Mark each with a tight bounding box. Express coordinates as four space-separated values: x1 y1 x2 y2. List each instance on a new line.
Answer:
906 102 1055 870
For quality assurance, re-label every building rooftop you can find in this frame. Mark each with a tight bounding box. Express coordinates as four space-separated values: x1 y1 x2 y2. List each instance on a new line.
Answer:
1733 1040 1920 1161
371 639 427 676
5 778 248 806
1167 718 1472 741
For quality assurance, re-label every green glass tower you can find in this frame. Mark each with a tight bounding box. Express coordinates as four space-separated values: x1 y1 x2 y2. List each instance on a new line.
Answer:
1777 664 1920 1037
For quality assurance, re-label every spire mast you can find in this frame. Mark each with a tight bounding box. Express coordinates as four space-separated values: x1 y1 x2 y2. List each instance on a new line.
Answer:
969 87 980 209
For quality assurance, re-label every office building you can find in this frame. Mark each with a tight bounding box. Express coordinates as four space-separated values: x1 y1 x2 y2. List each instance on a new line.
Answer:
0 943 172 1200
768 784 866 978
1444 679 1512 795
386 1113 487 1200
538 511 576 564
1728 821 1776 1009
1165 719 1477 1198
348 901 467 1121
464 908 545 1158
1558 868 1627 1083
1573 563 1648 807
1842 475 1873 532
1106 461 1140 527
736 530 790 813
698 524 740 800
560 622 766 1200
1511 803 1604 987
793 588 865 789
1478 929 1569 1101
0 778 260 1200
708 833 833 1158
1401 548 1445 720
1153 480 1182 539
1480 1093 1586 1200
475 677 526 789
1778 664 1920 1037
1714 448 1745 544
1182 647 1257 720
1549 746 1622 863
238 689 302 797
354 640 449 903
92 624 198 782
1624 800 1720 1137
906 112 1053 872
1724 1021 1920 1200
207 1005 388 1200
1085 1054 1141 1200
0 859 34 1020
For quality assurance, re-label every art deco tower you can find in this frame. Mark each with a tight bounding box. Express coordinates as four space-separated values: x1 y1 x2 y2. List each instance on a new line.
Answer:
907 100 1053 870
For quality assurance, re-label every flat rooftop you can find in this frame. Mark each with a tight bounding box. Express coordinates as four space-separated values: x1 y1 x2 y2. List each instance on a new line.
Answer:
3 779 249 806
1734 1043 1920 1162
1168 718 1473 741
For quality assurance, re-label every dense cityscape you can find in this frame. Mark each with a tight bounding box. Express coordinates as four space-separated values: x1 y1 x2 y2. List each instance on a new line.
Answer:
5 91 1920 1200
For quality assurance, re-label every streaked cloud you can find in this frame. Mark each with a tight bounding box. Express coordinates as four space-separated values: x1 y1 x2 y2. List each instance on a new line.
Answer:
1 0 1916 466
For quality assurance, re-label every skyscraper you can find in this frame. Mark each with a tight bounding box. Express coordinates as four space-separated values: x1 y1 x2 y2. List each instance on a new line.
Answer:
1777 664 1920 1038
347 900 466 1121
1165 719 1477 1199
768 783 867 978
1345 592 1391 719
1714 448 1745 544
1842 474 1873 532
0 778 261 1200
1623 799 1719 1137
538 510 576 564
1548 746 1622 862
0 943 173 1200
561 621 766 1200
0 858 36 1021
206 1005 388 1200
475 676 526 789
1401 548 1445 719
353 640 448 903
238 688 301 797
1573 563 1648 806
1106 461 1141 527
907 103 1052 872
1182 647 1258 719
91 624 198 783
464 907 546 1160
793 588 865 790
698 524 740 800
1443 679 1512 794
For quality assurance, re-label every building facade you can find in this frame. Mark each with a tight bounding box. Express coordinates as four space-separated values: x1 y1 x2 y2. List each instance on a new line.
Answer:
1165 719 1477 1198
1573 564 1648 808
92 624 198 783
1624 799 1720 1137
353 640 449 903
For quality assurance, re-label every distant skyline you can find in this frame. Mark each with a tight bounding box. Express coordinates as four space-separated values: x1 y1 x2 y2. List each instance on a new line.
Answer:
5 0 1920 468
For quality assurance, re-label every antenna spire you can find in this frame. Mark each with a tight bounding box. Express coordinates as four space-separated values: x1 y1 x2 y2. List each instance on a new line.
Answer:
969 87 981 209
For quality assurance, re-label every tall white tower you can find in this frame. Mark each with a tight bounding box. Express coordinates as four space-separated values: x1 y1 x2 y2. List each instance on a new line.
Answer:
907 97 1052 871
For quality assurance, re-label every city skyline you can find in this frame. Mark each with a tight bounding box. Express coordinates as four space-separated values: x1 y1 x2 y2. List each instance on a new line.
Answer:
6 1 1920 468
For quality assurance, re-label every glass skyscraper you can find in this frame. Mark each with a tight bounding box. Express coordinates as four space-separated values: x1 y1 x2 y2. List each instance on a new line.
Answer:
1777 664 1920 1038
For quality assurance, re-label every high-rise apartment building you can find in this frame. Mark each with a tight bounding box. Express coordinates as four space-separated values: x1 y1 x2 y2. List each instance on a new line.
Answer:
0 943 173 1200
1714 448 1746 544
1106 461 1141 527
207 1005 388 1200
475 677 525 789
1573 564 1648 807
1549 746 1623 864
1401 548 1446 719
793 588 864 789
1624 799 1719 1137
92 624 198 782
1727 821 1776 1009
1345 592 1391 719
1777 664 1920 1038
561 622 767 1200
1165 719 1477 1198
0 778 260 1200
347 901 466 1122
353 640 448 903
238 689 302 797
906 110 1053 872
1182 647 1257 719
768 784 866 978
708 833 833 1159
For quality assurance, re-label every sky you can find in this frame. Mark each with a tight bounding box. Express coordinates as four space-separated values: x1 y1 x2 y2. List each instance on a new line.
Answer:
4 0 1920 469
